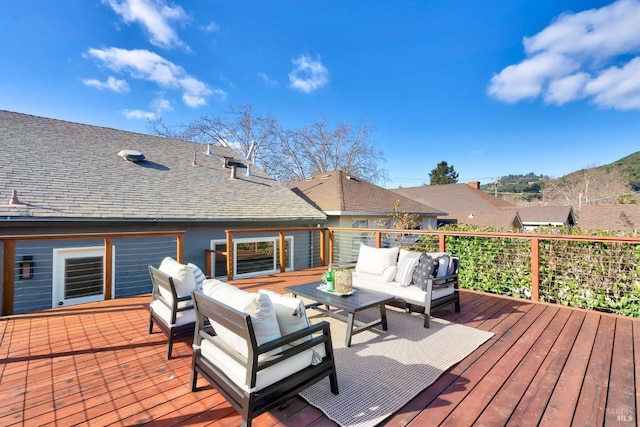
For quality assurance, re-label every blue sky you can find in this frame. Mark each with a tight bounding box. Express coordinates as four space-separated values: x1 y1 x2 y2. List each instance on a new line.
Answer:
1 0 638 188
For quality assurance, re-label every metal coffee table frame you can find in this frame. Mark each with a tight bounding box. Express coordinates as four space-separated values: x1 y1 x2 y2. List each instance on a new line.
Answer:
285 281 395 347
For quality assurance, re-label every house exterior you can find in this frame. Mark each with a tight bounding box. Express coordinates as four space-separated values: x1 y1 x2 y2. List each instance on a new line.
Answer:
289 170 443 230
510 206 576 231
578 205 640 233
392 181 517 213
0 110 326 314
393 182 575 231
440 211 524 229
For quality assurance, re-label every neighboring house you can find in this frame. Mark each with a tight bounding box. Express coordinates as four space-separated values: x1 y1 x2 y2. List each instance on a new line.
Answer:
392 181 517 213
578 205 640 233
510 206 576 231
289 170 443 230
394 182 575 231
0 110 326 314
440 211 523 229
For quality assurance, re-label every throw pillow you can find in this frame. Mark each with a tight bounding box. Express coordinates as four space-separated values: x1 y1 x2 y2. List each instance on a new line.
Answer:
435 254 451 278
258 289 311 345
381 264 397 282
394 249 422 286
203 280 282 358
158 257 196 298
187 263 206 291
412 253 437 291
355 245 400 276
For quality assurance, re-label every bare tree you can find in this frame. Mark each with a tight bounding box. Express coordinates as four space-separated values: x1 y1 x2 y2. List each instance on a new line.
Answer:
264 118 387 184
542 167 634 215
148 108 387 185
147 103 280 164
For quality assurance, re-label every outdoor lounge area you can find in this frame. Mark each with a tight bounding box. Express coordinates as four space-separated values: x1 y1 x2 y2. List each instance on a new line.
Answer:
1 266 638 426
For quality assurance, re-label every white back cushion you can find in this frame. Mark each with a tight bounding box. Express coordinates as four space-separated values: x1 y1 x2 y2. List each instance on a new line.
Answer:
355 245 400 276
259 289 311 345
203 280 282 358
159 257 196 298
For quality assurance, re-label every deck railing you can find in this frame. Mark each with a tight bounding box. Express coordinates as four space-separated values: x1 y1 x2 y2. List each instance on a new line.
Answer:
326 227 640 317
0 231 184 316
2 227 639 317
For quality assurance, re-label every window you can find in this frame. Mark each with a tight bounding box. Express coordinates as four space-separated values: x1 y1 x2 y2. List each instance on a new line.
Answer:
209 236 294 279
52 246 115 308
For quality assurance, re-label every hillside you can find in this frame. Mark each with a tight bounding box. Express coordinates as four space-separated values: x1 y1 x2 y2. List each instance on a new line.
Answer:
482 151 640 196
606 151 640 190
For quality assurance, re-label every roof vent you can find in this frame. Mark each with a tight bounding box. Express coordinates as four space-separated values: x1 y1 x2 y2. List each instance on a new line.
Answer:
118 150 145 162
8 190 23 205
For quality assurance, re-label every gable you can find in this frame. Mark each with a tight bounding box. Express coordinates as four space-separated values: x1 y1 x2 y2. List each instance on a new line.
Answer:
290 171 443 216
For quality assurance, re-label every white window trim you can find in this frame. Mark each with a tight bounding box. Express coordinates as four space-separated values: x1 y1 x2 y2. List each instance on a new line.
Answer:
52 246 115 308
210 236 294 279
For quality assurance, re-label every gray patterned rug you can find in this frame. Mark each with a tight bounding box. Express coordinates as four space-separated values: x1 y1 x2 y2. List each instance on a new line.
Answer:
299 307 494 427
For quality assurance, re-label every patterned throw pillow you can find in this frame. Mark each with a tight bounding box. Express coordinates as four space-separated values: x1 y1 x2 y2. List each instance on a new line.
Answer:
187 263 206 290
394 249 422 286
412 253 437 291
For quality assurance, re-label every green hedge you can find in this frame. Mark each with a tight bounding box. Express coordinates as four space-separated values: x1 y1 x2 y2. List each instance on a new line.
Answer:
436 225 640 318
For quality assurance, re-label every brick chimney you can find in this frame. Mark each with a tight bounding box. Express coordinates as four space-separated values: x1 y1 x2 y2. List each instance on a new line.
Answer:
467 181 480 189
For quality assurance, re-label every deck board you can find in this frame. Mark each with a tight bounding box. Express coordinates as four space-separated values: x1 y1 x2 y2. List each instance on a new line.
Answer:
0 267 638 426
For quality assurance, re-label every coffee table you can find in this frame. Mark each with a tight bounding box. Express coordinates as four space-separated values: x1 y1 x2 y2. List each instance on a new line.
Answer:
285 281 395 347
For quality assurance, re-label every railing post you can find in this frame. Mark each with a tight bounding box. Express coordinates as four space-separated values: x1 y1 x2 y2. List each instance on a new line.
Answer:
319 228 326 267
226 231 234 281
531 237 540 302
375 231 382 248
205 249 213 278
104 237 113 300
439 233 446 252
279 231 286 273
328 229 334 265
176 233 184 264
2 240 15 316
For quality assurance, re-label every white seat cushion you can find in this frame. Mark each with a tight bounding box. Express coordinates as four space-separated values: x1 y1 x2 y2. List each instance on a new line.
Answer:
352 272 454 306
151 299 196 327
200 336 317 391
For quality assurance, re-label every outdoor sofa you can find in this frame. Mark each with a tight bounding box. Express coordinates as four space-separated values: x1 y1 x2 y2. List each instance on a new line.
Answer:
349 244 461 327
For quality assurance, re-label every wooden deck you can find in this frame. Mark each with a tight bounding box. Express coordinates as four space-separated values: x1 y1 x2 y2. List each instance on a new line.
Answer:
1 267 638 426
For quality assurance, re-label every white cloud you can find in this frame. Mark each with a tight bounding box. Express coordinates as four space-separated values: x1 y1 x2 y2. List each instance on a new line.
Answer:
83 76 130 93
201 21 220 33
288 54 329 93
104 0 189 50
488 53 579 102
488 0 640 110
257 72 277 86
123 109 156 119
583 57 640 110
86 47 226 107
151 96 172 111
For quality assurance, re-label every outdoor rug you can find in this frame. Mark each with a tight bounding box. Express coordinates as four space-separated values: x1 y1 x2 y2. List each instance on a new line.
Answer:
299 307 494 427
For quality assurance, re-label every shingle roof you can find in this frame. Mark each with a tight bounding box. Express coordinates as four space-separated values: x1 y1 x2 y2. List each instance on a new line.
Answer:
392 183 516 213
441 211 523 229
507 206 576 225
289 171 443 215
577 205 640 231
0 110 325 222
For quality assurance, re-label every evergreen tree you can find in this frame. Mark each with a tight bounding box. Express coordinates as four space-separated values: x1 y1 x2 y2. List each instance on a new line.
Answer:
429 161 459 185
